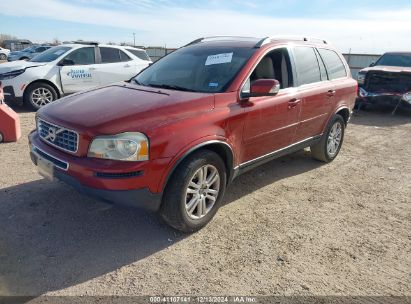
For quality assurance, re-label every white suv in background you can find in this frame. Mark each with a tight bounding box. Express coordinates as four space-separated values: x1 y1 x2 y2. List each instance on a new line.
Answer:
0 42 152 110
0 47 10 61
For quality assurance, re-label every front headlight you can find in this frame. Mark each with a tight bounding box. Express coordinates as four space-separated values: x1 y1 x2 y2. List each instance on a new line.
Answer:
357 72 366 85
88 132 149 161
403 92 411 104
0 69 25 80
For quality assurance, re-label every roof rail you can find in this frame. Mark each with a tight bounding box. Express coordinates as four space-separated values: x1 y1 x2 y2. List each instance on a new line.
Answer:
255 36 328 48
183 36 260 47
72 41 99 46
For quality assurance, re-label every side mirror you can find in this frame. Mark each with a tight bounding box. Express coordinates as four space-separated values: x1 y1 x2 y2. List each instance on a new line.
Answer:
242 79 280 99
58 58 75 66
369 62 375 67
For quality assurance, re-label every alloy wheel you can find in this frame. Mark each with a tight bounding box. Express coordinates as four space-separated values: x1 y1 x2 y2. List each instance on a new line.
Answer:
31 87 54 107
327 121 342 157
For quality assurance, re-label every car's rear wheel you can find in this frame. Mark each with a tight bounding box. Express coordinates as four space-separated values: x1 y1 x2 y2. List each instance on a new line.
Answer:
24 82 58 111
20 57 29 61
0 54 6 60
310 114 345 162
160 150 226 232
0 132 3 143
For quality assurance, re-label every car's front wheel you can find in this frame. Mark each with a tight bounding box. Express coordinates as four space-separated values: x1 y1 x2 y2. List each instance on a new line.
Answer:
0 54 6 60
24 82 58 111
310 114 345 162
160 150 227 232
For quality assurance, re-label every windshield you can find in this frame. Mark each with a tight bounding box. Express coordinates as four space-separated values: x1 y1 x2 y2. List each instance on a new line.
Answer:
134 45 255 93
30 46 72 63
376 53 411 67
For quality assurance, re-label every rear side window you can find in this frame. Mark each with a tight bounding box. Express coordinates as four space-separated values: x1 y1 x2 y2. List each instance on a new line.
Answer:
293 47 321 86
64 47 95 65
318 49 347 79
126 49 150 61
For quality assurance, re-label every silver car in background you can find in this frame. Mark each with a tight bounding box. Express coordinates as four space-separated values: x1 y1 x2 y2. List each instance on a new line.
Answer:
7 45 52 61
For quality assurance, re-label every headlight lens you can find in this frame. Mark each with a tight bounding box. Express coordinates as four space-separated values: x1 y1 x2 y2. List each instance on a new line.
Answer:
0 69 25 80
88 132 149 161
403 92 411 103
357 72 366 85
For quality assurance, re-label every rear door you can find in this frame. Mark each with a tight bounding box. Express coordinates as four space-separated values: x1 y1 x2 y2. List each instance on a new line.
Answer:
291 46 334 142
96 47 137 85
59 46 100 93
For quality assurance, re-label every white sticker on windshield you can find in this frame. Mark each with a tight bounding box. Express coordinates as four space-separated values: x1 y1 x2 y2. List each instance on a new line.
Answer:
205 52 233 66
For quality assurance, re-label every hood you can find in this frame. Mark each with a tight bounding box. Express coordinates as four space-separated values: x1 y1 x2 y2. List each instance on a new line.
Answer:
0 60 47 74
38 83 215 136
360 65 411 74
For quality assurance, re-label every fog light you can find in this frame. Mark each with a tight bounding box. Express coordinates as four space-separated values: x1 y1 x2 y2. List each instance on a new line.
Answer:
359 87 368 98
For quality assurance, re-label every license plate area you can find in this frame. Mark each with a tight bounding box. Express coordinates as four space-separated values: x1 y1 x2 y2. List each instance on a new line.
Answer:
37 156 55 181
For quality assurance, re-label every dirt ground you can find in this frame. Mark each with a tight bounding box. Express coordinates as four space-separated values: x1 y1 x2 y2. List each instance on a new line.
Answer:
0 105 410 297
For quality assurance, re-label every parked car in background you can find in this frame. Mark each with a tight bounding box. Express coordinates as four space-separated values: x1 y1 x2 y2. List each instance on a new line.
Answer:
0 47 10 60
28 36 357 232
0 42 152 110
357 52 411 111
7 45 52 61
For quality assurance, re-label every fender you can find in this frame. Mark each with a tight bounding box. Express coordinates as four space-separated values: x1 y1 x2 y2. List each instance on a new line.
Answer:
157 137 235 193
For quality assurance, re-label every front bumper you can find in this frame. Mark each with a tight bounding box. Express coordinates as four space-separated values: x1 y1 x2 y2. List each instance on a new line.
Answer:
2 85 23 104
356 88 411 108
29 131 164 211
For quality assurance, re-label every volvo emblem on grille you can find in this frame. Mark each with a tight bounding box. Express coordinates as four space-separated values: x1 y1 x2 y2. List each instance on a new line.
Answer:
44 126 64 142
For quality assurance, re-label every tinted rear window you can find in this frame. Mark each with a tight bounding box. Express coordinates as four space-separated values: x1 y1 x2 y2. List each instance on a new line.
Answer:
318 48 347 79
127 49 150 61
100 47 122 63
293 46 321 85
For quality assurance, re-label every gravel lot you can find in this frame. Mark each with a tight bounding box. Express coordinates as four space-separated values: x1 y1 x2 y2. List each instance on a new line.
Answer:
0 105 410 297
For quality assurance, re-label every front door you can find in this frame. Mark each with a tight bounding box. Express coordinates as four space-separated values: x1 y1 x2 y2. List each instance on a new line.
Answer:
241 48 301 163
60 47 100 94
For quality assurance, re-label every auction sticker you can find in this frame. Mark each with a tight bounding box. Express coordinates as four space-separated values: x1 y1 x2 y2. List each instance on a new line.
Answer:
205 52 233 66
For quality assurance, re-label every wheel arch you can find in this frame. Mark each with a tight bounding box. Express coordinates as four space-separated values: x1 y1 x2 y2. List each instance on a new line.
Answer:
24 79 62 99
159 140 235 193
335 106 350 125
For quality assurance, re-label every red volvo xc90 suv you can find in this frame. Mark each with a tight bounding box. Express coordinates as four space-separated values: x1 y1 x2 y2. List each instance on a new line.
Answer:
29 36 357 232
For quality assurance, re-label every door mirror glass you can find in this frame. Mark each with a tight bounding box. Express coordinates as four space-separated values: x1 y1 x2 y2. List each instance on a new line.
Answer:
242 79 280 99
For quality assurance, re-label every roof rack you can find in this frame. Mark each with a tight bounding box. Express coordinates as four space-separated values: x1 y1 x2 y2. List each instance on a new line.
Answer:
255 36 328 48
183 36 260 47
72 41 99 46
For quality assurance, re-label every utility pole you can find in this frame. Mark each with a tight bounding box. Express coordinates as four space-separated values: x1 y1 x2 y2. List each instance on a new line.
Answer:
133 32 136 46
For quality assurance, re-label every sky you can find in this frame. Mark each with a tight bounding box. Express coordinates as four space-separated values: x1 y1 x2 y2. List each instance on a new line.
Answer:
1 0 411 54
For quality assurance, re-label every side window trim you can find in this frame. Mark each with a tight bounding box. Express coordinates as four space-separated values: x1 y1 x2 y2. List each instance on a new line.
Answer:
314 48 329 81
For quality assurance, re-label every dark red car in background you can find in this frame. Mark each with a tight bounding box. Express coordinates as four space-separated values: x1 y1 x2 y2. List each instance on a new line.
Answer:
29 36 357 232
357 52 411 112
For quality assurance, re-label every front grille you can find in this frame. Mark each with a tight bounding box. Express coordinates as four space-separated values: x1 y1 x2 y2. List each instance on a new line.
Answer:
365 71 411 93
38 119 78 153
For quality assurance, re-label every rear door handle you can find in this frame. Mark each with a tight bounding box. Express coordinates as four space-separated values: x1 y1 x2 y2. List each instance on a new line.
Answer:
288 98 301 109
326 90 336 97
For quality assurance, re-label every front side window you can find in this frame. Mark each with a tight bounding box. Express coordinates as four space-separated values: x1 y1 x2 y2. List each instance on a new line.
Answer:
64 47 95 65
30 46 72 63
318 48 347 79
134 46 255 93
293 46 321 86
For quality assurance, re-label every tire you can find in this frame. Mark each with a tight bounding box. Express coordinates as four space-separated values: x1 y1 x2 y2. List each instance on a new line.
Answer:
24 82 58 111
160 149 227 232
0 54 6 60
0 132 3 143
310 114 345 163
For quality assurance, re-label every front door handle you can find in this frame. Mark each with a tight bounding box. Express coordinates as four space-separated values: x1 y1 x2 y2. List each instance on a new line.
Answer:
288 98 301 109
124 64 131 68
326 90 336 97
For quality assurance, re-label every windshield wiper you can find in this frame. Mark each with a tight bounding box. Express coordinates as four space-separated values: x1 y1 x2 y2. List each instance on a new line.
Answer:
145 83 197 92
